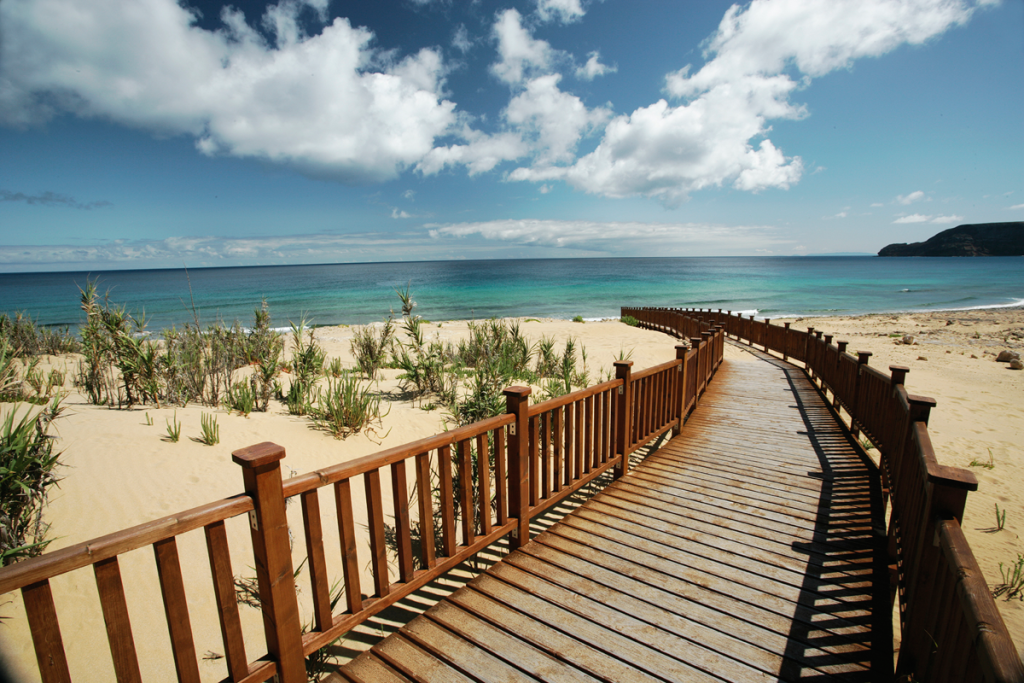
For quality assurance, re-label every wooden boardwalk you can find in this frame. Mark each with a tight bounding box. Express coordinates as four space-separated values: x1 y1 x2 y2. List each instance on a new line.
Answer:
338 347 891 682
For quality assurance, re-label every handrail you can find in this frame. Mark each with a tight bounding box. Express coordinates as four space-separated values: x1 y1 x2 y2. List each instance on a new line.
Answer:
624 306 1024 683
0 327 725 683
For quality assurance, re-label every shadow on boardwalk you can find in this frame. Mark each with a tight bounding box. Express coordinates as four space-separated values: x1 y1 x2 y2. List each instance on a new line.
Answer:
335 346 892 682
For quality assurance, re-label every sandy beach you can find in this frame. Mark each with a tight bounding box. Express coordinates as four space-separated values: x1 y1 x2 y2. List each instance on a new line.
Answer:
1 310 1021 679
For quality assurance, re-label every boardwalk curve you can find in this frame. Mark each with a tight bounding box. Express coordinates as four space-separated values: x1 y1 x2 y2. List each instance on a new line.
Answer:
339 346 890 682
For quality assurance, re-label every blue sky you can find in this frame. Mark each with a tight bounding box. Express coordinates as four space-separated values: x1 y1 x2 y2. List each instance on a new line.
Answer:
1 0 1021 271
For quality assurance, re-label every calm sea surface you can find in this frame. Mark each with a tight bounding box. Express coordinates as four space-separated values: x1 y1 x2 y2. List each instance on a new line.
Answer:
1 257 1022 331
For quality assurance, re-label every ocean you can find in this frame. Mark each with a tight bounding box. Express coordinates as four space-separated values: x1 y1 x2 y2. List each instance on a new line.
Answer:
1 256 1022 331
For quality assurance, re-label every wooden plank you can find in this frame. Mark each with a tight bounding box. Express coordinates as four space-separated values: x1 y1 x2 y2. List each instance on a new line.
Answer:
402 617 534 682
448 585 665 683
21 579 72 683
427 601 597 682
529 415 540 506
93 556 143 683
341 652 412 683
205 521 248 682
334 479 363 615
373 634 476 683
521 535 871 678
479 565 733 682
153 537 201 683
300 489 334 633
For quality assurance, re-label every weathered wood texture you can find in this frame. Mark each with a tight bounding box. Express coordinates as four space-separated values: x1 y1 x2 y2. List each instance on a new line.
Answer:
340 350 890 682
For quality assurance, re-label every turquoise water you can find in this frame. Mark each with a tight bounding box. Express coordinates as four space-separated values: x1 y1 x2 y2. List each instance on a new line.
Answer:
1 257 1021 331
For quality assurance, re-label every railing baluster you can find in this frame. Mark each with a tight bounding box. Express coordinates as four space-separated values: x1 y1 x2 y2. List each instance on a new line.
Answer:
541 410 550 498
457 439 474 546
438 444 456 557
204 521 248 681
334 479 363 614
553 406 564 490
365 469 389 598
153 537 201 683
93 556 143 683
477 432 492 535
22 579 71 683
390 460 414 584
415 451 437 569
529 415 540 506
494 428 507 526
300 489 333 633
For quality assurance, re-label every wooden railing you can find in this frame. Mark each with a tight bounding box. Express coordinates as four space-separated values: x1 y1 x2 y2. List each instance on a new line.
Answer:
625 306 1024 683
0 328 724 683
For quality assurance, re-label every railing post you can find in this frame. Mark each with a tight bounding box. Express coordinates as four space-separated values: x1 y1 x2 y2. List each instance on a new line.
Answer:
747 315 754 346
232 443 305 683
847 351 872 437
782 322 791 360
763 319 771 352
504 386 532 550
614 361 633 479
673 345 687 436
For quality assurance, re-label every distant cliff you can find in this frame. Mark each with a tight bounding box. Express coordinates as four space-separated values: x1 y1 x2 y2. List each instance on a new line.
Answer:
878 222 1024 257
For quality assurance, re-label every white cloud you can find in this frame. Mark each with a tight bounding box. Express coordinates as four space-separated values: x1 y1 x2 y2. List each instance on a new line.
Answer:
539 185 552 194
417 125 528 176
452 24 472 54
1010 203 1024 210
403 190 416 200
0 0 458 182
490 9 554 85
870 202 885 208
575 52 615 80
536 0 586 24
930 214 963 223
896 190 927 205
427 218 782 253
893 214 932 223
391 208 412 218
517 0 976 205
504 74 611 165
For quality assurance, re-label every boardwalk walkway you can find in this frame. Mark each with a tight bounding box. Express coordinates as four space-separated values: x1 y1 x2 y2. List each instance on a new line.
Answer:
338 346 891 682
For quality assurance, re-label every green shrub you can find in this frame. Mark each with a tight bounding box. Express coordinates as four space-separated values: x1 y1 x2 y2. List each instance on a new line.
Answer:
309 375 388 438
197 412 219 446
0 397 64 566
350 319 394 380
165 411 181 442
225 380 255 416
620 315 639 327
572 315 584 323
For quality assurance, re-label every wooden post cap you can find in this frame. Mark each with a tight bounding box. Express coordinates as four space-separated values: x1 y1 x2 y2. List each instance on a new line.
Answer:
232 442 286 468
503 386 532 398
890 365 910 386
837 341 848 352
857 351 873 364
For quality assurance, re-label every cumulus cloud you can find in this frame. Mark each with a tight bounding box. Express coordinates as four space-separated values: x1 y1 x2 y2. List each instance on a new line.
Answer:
504 74 611 165
507 0 978 205
1009 203 1024 210
490 9 555 85
0 189 111 210
0 0 458 182
417 125 528 175
930 214 963 223
427 218 782 253
575 52 616 80
536 0 586 24
896 190 927 205
893 214 931 223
